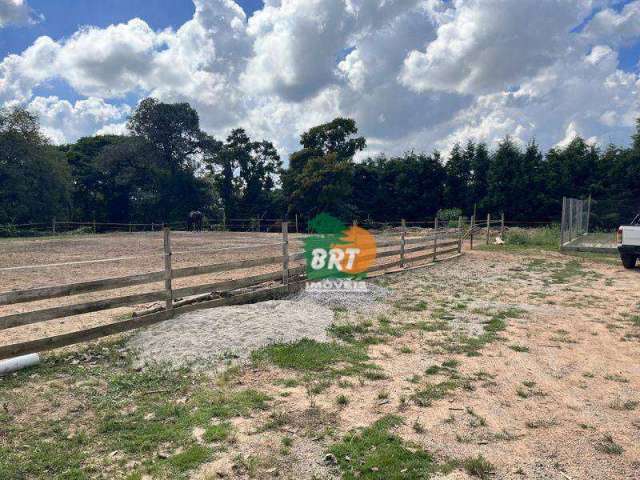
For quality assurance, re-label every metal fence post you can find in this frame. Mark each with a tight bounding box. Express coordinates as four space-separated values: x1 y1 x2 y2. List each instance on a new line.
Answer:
586 194 592 234
568 199 574 242
295 214 299 234
560 196 566 246
282 221 289 286
52 218 56 235
500 213 505 238
433 218 439 261
400 219 406 267
163 227 173 313
458 216 463 253
486 213 491 245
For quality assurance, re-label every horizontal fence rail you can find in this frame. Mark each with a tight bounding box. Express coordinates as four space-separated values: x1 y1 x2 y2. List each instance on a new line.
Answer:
0 220 466 360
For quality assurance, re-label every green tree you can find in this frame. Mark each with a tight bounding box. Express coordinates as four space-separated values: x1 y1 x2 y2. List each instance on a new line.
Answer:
444 142 472 212
0 107 72 224
284 118 366 221
127 98 205 173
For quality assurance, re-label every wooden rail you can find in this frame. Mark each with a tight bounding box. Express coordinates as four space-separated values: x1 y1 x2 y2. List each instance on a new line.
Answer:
0 223 465 360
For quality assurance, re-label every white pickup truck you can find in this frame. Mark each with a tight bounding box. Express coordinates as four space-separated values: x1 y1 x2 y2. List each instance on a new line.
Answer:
618 214 640 268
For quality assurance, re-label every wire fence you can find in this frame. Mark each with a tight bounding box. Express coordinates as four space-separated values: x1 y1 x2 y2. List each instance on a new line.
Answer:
560 196 591 246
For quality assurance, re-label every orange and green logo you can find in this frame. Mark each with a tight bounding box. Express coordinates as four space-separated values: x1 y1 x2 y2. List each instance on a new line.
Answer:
304 213 377 281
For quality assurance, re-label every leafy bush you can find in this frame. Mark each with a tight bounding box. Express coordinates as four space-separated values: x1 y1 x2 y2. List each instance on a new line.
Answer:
503 226 560 249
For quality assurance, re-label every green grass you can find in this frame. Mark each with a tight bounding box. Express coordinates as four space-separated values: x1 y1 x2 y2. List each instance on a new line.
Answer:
169 445 212 472
463 455 495 479
509 344 530 353
0 340 272 480
329 415 453 479
252 339 368 372
480 226 560 251
394 300 429 311
413 380 460 407
203 422 233 442
595 434 624 455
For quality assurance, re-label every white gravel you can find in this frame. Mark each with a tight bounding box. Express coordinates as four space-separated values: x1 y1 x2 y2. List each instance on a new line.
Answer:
128 299 333 370
127 282 390 370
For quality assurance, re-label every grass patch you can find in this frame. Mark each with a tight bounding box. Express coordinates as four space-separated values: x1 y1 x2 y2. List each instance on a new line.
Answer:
252 339 368 372
595 434 624 455
203 422 233 442
463 455 495 479
329 415 452 479
509 344 529 353
169 445 212 472
0 340 272 480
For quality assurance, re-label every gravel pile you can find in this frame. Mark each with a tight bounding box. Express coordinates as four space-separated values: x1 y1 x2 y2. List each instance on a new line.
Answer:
128 299 333 370
294 282 389 311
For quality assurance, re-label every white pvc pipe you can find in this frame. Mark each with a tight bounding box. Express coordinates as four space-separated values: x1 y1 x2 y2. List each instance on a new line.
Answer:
0 354 40 375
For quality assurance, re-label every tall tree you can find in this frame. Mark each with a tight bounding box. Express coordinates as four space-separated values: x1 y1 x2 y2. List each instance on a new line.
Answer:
127 98 205 173
444 142 472 212
284 118 365 220
204 128 281 219
0 107 72 224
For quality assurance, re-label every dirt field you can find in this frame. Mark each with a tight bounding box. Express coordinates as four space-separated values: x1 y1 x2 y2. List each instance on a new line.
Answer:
0 230 446 347
1 246 640 479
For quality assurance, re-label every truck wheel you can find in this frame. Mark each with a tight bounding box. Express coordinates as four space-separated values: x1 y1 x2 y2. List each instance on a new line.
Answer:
621 254 637 269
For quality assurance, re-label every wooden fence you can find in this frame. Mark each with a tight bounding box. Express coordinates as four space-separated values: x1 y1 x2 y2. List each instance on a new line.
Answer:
0 222 464 360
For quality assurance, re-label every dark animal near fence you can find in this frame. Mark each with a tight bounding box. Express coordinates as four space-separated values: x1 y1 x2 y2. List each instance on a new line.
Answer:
187 211 203 231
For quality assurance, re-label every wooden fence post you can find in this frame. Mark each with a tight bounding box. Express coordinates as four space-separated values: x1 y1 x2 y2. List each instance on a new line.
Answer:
458 216 463 253
400 219 406 267
295 214 299 234
52 218 56 235
500 213 505 238
486 213 491 245
282 221 289 286
163 228 173 313
470 215 475 250
433 218 439 261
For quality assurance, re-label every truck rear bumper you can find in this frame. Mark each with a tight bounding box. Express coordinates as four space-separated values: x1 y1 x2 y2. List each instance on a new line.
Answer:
618 245 640 256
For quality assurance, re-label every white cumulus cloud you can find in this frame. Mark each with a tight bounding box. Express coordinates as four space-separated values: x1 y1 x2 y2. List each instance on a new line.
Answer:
0 0 637 155
0 0 40 28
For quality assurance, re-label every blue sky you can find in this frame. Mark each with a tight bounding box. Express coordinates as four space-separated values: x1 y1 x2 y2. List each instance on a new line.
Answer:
1 0 639 154
0 0 265 57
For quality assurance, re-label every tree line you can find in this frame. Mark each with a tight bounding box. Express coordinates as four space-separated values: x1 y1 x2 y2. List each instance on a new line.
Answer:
1 97 639 230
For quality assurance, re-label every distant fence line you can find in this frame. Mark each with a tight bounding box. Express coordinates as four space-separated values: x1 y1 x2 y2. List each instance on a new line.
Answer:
0 210 562 238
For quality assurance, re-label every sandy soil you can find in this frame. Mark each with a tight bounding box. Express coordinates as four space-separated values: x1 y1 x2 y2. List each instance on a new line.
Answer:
194 248 640 480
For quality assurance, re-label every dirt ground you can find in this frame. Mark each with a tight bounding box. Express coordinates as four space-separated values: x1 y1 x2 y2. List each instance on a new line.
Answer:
198 248 640 480
2 245 640 479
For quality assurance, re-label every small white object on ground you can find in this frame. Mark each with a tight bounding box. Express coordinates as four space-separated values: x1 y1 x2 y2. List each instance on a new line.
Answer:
495 237 505 245
0 353 40 375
